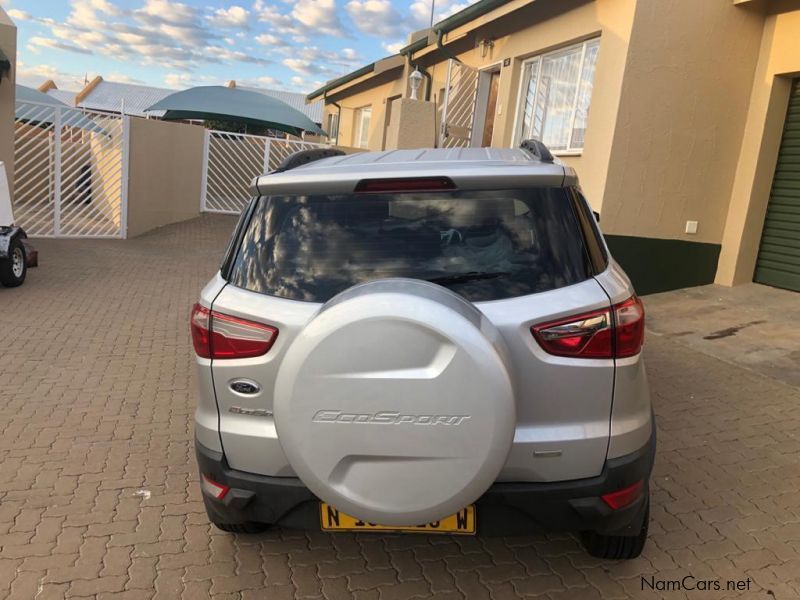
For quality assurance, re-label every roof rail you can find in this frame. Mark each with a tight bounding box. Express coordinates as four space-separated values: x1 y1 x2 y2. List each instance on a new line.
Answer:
272 148 346 173
519 139 554 163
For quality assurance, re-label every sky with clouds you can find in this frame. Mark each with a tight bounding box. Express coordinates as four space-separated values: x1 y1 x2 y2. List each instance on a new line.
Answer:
4 0 479 94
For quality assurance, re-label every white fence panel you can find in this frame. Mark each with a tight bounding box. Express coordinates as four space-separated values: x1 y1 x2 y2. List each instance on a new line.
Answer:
201 130 328 214
13 101 128 238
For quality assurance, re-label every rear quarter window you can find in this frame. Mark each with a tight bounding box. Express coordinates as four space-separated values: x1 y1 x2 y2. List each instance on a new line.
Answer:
227 188 593 303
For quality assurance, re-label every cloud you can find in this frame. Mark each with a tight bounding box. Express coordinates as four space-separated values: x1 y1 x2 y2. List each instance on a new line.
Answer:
28 37 94 55
14 0 386 94
67 0 122 30
255 33 282 46
234 75 282 89
163 72 219 89
382 40 404 54
156 23 207 46
410 0 480 27
253 1 295 29
346 0 405 38
51 25 106 48
206 45 270 66
252 75 280 87
17 0 275 74
8 9 32 21
291 75 313 89
208 6 249 28
292 0 346 37
15 60 93 89
107 72 145 84
281 46 363 77
136 0 196 25
89 0 122 14
282 58 325 77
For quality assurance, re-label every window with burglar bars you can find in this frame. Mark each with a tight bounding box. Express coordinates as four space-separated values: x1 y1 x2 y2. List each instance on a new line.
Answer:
513 38 600 153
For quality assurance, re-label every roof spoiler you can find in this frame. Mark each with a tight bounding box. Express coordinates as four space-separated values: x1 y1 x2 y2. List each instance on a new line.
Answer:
519 139 554 163
271 148 346 174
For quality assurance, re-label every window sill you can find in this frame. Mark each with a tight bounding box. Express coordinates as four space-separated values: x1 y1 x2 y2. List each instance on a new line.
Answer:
552 150 583 157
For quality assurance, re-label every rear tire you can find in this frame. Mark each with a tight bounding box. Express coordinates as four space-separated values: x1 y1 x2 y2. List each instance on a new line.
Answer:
0 238 26 287
581 498 649 560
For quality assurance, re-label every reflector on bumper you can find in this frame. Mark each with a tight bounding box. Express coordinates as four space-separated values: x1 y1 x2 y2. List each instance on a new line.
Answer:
201 474 230 500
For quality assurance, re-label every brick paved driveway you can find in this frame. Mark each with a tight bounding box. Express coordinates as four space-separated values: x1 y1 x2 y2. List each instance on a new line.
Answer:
1 215 799 599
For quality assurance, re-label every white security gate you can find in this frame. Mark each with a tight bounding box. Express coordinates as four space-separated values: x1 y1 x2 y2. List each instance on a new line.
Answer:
201 130 328 214
440 59 479 149
13 101 128 238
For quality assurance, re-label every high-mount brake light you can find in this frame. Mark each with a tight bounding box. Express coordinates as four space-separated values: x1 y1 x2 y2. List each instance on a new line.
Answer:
190 303 278 360
531 296 644 359
354 177 457 193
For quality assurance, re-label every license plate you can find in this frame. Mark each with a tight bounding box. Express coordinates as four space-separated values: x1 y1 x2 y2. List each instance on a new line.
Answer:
320 503 476 535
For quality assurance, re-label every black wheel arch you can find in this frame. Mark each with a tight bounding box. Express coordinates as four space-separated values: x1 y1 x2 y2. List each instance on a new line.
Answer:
0 225 27 259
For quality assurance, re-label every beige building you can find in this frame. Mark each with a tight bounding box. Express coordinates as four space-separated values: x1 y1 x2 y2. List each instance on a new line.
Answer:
308 0 800 295
0 8 16 194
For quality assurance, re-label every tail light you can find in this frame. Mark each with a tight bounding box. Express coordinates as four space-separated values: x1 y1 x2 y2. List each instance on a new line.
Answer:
613 296 645 358
190 303 278 359
531 296 644 359
601 480 644 510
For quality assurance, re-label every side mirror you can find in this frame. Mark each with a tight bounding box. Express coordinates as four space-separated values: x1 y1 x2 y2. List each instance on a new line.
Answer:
593 211 600 223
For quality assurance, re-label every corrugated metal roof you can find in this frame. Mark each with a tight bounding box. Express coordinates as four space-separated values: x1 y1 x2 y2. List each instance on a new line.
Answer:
49 78 323 123
239 86 323 124
78 81 170 117
45 88 78 106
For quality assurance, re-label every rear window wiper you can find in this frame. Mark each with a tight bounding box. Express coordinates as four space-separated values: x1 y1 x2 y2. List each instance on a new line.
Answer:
425 271 511 286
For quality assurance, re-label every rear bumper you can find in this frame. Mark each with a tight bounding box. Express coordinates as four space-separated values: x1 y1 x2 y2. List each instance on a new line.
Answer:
196 426 655 536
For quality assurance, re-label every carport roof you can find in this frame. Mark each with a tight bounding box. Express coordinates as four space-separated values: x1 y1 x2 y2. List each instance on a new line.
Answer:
78 80 170 117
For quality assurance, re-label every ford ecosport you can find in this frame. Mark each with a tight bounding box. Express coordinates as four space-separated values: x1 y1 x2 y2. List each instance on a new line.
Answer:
191 141 655 559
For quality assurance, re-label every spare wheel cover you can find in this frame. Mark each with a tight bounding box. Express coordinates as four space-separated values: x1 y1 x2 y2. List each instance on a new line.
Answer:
274 279 515 526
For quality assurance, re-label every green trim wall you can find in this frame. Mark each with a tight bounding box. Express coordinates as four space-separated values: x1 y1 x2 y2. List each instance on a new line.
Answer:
605 235 722 296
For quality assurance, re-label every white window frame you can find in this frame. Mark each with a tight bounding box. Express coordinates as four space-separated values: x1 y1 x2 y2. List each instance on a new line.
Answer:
353 106 372 149
512 37 600 155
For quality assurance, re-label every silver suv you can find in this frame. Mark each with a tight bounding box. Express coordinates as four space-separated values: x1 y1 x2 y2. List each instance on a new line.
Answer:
191 141 655 559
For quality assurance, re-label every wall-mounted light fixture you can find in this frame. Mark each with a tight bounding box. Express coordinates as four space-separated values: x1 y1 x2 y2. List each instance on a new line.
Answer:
409 68 424 100
479 39 495 59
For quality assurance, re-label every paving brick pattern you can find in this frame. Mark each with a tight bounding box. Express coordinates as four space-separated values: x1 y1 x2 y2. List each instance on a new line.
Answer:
1 214 799 599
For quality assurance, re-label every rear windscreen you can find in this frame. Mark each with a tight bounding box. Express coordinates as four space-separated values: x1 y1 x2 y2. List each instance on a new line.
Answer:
227 188 592 303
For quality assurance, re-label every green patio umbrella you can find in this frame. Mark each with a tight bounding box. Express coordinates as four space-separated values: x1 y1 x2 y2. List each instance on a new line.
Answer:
145 86 326 137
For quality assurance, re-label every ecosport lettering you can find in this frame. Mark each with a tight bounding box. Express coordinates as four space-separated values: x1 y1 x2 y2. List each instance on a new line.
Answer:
312 410 471 426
